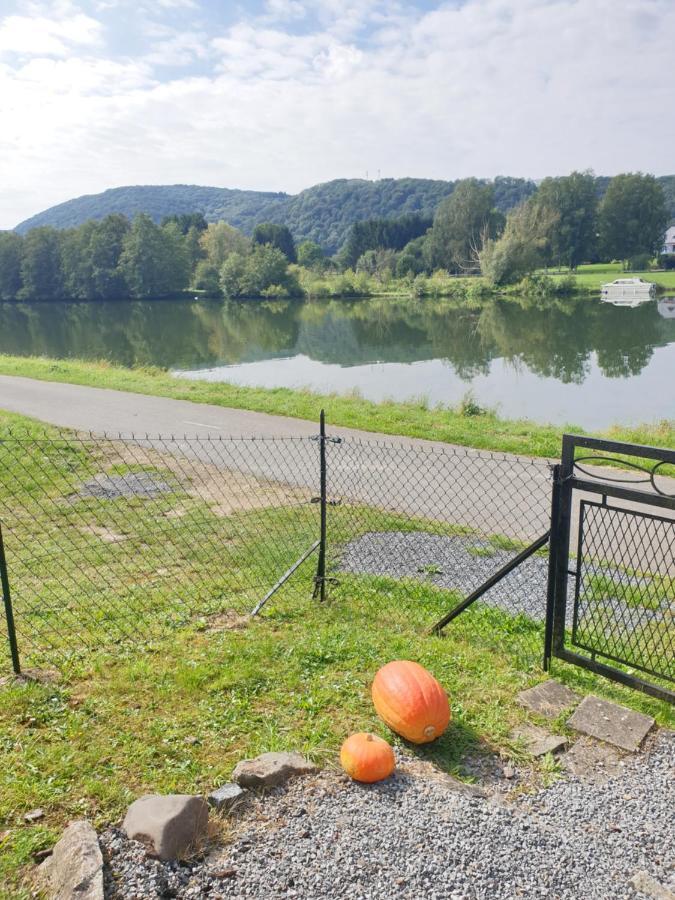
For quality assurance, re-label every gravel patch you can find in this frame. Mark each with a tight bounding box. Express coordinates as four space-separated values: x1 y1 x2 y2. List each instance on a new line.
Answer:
338 531 672 632
101 732 674 899
78 472 175 500
339 531 550 621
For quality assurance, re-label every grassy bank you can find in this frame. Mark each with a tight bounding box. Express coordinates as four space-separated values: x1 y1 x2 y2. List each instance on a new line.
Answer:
1 354 673 459
547 262 675 292
1 409 672 897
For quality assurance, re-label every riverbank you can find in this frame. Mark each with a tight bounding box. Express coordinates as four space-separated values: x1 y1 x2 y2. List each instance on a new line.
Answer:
0 355 672 457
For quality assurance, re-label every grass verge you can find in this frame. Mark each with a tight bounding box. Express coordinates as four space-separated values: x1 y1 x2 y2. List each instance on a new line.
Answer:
1 354 673 459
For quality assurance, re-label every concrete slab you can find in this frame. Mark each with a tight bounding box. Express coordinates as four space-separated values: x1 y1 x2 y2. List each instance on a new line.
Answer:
517 681 579 719
567 695 654 752
562 736 624 782
512 724 568 757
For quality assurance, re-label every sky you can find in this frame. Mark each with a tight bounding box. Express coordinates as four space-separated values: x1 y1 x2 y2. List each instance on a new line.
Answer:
1 0 674 229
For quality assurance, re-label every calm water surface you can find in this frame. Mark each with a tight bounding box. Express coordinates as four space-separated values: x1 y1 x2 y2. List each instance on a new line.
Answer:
1 295 674 429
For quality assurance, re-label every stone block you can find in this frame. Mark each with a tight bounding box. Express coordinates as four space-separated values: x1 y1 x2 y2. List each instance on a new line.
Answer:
567 695 654 752
122 794 209 861
39 820 104 900
207 783 246 813
512 724 568 757
232 752 318 789
517 681 579 718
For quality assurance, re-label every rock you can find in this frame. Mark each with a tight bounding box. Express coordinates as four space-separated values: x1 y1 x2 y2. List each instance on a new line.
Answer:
208 784 246 813
502 765 516 780
512 725 568 758
567 695 654 752
232 752 318 789
517 681 579 718
24 808 45 823
630 870 675 900
38 820 103 900
122 795 209 861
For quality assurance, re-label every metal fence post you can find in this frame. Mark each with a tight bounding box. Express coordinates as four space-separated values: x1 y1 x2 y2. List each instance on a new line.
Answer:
543 464 561 671
313 409 327 601
550 436 575 657
0 522 21 675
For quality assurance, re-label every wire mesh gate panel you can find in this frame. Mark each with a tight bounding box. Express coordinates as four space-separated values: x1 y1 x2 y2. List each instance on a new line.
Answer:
0 431 321 671
547 435 674 703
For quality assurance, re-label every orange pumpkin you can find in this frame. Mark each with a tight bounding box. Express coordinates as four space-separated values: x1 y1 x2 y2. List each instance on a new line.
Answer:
340 732 395 783
371 660 450 744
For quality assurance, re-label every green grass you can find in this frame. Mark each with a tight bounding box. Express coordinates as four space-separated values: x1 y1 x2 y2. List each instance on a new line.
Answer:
547 262 675 291
585 573 672 612
0 409 673 898
0 354 673 460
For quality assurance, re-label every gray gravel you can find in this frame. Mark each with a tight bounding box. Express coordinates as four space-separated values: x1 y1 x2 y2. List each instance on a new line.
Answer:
78 472 175 499
101 731 674 899
338 531 673 633
339 530 550 621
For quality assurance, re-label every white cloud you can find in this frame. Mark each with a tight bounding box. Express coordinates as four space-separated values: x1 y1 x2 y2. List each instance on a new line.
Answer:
1 0 674 228
0 6 103 58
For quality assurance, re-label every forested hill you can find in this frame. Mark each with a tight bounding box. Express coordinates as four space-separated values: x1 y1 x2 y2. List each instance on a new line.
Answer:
15 175 675 253
14 177 536 253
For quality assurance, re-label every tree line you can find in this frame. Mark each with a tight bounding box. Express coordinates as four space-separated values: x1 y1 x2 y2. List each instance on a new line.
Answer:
343 172 670 285
0 170 670 301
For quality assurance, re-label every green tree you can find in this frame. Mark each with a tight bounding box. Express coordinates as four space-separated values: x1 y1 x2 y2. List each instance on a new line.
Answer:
598 173 669 264
0 232 24 300
427 179 503 273
220 244 299 298
118 214 190 298
200 222 250 268
479 201 559 285
534 171 597 269
18 227 64 300
252 223 297 263
61 222 97 298
297 240 325 269
395 236 427 277
89 214 130 298
355 248 396 281
193 259 222 295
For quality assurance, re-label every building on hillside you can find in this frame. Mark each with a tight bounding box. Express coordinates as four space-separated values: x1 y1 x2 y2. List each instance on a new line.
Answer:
662 225 675 254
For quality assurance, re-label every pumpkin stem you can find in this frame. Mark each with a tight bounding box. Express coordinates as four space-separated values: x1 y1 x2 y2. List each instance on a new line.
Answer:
366 734 373 742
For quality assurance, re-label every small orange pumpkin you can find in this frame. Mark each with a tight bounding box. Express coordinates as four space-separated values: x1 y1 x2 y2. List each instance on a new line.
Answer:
371 660 450 744
340 732 395 783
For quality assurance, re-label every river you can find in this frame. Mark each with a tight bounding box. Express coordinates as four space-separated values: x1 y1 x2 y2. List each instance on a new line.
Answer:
1 294 673 429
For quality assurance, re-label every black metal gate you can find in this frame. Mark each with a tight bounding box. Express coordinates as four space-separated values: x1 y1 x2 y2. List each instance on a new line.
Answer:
544 435 674 703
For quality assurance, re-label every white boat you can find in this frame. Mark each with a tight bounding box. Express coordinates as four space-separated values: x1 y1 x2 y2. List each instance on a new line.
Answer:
600 277 656 306
657 297 675 319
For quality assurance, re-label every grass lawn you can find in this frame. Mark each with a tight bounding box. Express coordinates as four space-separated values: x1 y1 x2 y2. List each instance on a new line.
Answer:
548 262 675 291
1 409 673 898
0 354 673 460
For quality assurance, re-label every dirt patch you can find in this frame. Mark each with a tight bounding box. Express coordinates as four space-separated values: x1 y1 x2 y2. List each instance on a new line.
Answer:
205 610 250 632
94 440 311 517
78 524 128 543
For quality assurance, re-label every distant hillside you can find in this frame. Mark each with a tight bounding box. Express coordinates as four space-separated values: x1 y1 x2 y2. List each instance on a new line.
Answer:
15 177 536 253
15 175 675 253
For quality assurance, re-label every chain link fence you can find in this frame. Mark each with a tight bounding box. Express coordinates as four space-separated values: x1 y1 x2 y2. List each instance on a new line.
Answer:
0 423 556 674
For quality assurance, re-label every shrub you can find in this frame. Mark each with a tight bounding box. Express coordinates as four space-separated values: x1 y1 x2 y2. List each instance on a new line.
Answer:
627 252 652 271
